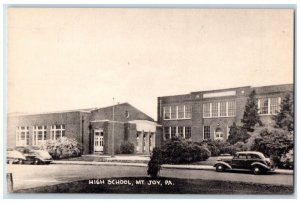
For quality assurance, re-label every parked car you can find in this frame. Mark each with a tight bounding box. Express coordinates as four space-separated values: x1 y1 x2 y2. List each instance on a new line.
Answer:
23 150 53 165
6 149 26 164
214 151 275 175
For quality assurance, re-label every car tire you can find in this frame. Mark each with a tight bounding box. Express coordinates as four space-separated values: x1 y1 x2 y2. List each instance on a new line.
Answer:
34 159 40 165
252 166 261 175
18 159 23 165
216 164 225 172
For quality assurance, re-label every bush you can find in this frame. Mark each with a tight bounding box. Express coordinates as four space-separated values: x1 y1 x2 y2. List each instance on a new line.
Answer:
249 126 293 168
219 145 240 155
147 148 162 178
119 142 135 154
228 123 250 145
199 139 220 156
147 138 211 177
42 137 82 160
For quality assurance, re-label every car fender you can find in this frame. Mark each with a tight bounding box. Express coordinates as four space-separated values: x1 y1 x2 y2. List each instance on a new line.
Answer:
214 161 232 169
251 162 270 169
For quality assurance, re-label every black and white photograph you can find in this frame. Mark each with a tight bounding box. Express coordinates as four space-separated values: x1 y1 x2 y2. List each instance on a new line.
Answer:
4 5 295 196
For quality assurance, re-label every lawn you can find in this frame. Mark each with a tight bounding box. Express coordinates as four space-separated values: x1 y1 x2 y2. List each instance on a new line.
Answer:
15 177 293 194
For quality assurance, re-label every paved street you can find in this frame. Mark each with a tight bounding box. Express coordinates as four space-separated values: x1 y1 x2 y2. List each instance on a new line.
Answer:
6 164 293 191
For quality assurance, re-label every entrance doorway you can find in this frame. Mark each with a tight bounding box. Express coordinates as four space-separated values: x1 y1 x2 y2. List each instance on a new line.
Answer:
94 129 104 153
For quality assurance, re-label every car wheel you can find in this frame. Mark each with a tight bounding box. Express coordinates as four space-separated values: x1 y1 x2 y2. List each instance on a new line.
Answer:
216 164 225 172
252 166 261 175
8 160 13 164
18 159 23 165
34 159 40 165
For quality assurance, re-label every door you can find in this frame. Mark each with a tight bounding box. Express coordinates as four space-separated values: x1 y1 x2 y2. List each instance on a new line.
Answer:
94 129 104 152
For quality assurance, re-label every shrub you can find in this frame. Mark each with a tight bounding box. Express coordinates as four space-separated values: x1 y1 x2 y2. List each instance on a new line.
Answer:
219 145 240 155
249 126 293 168
119 142 135 154
147 138 211 177
42 137 82 160
147 148 162 178
228 123 250 145
199 139 220 156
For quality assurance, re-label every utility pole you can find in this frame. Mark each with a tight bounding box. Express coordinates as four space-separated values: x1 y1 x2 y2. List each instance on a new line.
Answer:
82 116 84 154
112 98 115 157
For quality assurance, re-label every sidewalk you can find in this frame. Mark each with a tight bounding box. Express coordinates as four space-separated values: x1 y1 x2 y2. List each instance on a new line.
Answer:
52 160 293 175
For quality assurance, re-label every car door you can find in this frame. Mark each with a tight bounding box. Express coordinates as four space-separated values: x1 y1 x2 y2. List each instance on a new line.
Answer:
231 154 247 169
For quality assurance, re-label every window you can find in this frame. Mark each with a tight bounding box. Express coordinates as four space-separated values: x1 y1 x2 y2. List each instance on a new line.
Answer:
227 101 236 116
33 125 47 146
171 106 177 119
185 105 192 118
163 106 171 119
164 127 170 140
178 126 184 139
185 127 191 139
16 126 29 146
203 126 210 140
203 103 211 118
163 104 191 120
214 127 224 140
178 105 184 119
259 98 269 115
171 127 176 138
51 125 65 140
270 98 280 114
211 103 218 117
220 102 227 117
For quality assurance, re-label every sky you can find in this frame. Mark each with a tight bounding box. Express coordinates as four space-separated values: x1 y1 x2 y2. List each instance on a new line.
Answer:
7 8 294 120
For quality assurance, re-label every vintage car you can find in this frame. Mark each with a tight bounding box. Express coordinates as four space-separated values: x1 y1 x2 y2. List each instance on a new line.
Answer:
23 150 53 165
6 149 26 164
214 151 275 175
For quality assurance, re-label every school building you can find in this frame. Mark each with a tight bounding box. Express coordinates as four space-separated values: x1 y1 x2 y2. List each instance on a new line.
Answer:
157 84 293 142
7 103 162 155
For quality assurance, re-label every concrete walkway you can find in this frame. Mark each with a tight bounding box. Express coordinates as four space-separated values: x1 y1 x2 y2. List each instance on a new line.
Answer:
52 160 293 175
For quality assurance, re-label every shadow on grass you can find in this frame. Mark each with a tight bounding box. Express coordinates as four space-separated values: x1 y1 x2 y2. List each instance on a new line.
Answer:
14 177 293 194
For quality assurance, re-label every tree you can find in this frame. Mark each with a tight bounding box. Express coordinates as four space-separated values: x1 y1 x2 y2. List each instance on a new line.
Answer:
241 90 262 132
273 93 294 132
227 122 250 144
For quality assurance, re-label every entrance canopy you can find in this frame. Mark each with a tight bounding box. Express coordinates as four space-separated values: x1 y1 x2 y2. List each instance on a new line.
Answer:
128 120 159 132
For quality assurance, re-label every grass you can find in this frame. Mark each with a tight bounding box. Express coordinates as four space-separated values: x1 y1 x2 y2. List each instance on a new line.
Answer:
15 177 293 194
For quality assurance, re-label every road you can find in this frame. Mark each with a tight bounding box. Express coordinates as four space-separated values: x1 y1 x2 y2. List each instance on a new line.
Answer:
6 164 293 191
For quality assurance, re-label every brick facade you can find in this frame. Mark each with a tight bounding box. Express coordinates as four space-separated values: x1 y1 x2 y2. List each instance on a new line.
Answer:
7 103 160 155
158 84 293 142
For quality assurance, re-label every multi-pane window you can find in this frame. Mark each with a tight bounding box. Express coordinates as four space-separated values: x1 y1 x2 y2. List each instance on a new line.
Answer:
203 126 210 140
163 106 171 119
211 103 218 117
16 126 29 146
171 106 177 119
163 104 191 120
220 102 227 117
185 105 192 118
178 105 185 119
203 101 236 118
270 98 280 115
227 101 236 117
164 127 170 140
258 97 281 115
203 103 211 117
171 127 177 138
185 127 192 139
178 126 184 139
163 126 192 140
51 125 65 140
259 98 269 115
33 125 47 146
